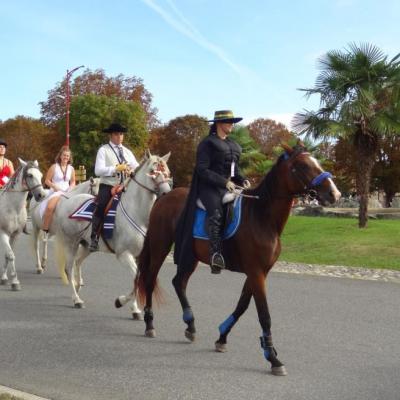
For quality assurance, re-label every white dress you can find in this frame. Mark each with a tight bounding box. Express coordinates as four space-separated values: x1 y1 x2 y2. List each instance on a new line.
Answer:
39 164 73 219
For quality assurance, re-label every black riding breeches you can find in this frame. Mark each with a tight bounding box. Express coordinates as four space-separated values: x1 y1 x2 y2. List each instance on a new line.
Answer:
94 183 112 218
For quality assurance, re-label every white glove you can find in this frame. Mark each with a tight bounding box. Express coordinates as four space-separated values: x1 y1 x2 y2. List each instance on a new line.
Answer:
226 180 236 193
243 180 251 189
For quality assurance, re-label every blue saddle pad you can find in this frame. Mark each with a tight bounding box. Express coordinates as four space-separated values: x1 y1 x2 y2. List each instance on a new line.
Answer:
193 196 242 240
69 196 120 239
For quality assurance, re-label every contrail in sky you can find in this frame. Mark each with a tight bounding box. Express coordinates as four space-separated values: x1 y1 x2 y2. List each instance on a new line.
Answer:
141 0 244 75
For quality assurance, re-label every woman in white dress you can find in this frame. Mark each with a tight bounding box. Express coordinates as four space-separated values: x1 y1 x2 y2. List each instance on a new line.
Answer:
41 146 76 239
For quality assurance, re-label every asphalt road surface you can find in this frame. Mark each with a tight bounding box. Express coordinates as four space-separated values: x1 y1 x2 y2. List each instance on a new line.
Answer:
0 234 399 400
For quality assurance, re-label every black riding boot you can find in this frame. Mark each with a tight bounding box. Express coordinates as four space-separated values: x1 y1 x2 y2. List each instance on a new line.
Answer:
89 215 102 252
208 209 225 274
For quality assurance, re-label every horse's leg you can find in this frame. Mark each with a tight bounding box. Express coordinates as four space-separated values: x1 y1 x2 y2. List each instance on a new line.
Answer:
0 232 21 291
171 263 198 342
250 273 287 376
115 251 142 320
215 278 253 353
0 232 11 285
73 245 90 290
31 225 43 274
65 243 85 308
41 231 48 271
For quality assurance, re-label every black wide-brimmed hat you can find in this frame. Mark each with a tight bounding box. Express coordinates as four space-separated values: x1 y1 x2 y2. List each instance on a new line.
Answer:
0 138 8 147
102 123 128 134
208 110 243 124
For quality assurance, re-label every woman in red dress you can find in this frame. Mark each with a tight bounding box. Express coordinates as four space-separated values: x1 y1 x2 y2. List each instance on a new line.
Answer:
0 139 15 188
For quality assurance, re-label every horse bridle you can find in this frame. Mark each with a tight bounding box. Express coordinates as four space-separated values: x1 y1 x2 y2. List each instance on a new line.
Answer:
287 151 333 198
130 160 172 196
2 164 43 194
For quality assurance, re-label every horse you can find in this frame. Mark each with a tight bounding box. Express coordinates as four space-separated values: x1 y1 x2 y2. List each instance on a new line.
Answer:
136 143 341 376
29 177 99 274
0 159 47 291
53 151 172 318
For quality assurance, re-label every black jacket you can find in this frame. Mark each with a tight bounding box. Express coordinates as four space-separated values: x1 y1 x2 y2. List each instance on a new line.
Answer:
174 133 245 268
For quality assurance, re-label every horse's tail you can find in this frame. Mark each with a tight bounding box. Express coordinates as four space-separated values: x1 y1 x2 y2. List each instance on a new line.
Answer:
55 232 69 285
136 233 163 307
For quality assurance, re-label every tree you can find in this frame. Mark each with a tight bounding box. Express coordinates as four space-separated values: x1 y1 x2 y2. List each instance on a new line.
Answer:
293 43 400 227
0 116 62 173
229 125 270 182
372 135 400 206
247 118 294 158
67 94 148 176
149 115 209 187
39 68 158 129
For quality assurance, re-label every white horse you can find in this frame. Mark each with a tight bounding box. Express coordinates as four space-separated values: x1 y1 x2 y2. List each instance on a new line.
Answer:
54 151 171 317
29 177 99 274
0 159 47 291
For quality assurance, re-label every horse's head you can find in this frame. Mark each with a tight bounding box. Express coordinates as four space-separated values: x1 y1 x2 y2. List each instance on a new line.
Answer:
131 150 172 197
280 143 341 205
18 158 47 201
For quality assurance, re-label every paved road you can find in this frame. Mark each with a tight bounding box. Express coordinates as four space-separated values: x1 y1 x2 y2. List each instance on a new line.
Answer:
0 234 399 400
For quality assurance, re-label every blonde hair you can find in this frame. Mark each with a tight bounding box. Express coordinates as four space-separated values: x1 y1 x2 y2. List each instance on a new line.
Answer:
55 146 73 165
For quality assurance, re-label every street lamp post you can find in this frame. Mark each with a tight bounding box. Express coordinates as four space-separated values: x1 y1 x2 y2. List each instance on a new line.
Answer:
65 65 84 147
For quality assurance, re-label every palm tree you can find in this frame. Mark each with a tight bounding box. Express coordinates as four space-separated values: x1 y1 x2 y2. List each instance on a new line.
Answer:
293 43 400 227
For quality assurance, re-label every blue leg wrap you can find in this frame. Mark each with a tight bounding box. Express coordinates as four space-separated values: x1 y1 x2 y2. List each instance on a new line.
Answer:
183 307 194 323
260 332 273 360
219 315 236 335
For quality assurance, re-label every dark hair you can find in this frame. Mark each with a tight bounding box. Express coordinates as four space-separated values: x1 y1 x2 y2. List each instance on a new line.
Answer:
208 123 217 135
55 146 73 165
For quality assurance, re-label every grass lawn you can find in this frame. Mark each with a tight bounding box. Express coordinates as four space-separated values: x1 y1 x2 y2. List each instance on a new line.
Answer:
279 216 400 270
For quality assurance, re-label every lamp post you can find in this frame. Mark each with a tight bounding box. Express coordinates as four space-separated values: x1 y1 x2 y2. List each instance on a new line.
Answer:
65 65 84 147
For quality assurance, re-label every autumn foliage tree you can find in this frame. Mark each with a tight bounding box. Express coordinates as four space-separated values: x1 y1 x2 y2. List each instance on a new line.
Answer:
0 116 62 173
149 115 208 187
247 118 294 158
39 68 158 130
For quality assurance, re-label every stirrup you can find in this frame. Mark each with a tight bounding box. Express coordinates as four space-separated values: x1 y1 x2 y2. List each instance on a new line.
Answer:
210 252 225 274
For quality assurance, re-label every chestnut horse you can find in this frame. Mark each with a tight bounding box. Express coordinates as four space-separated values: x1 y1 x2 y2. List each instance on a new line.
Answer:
136 144 341 376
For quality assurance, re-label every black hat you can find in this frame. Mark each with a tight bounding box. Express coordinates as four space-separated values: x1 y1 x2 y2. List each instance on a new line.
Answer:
0 139 7 147
208 110 243 124
102 123 128 134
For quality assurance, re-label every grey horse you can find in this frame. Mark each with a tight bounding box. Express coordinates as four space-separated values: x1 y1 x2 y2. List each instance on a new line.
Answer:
53 151 171 318
0 159 46 290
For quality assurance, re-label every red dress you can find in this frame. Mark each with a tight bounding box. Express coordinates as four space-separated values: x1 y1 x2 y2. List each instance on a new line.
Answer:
0 161 12 187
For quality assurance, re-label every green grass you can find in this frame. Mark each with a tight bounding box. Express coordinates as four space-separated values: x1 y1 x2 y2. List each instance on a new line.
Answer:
279 216 400 270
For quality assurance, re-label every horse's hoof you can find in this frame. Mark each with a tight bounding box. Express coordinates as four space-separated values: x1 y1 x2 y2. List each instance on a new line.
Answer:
132 312 143 321
145 329 156 338
36 269 44 275
74 302 85 309
215 342 227 353
0 278 8 285
11 283 21 291
115 298 123 308
271 366 287 376
185 329 196 342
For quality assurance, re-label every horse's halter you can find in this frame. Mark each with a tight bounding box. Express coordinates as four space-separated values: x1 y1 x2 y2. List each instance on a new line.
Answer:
285 151 332 198
130 159 172 197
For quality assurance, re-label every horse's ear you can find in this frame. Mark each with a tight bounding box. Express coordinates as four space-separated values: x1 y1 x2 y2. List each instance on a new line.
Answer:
18 158 27 167
281 142 293 154
144 149 152 159
33 160 39 167
162 152 171 163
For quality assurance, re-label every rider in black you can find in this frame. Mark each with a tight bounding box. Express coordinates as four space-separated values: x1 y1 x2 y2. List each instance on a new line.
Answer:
174 110 250 274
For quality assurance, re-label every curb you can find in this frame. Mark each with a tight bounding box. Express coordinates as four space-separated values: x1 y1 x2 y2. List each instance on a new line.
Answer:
0 385 50 400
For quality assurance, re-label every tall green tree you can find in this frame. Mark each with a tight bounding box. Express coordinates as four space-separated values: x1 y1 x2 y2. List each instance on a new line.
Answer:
67 94 148 175
294 43 400 227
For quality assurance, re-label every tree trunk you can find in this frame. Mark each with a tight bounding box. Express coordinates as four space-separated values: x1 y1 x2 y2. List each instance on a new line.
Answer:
355 135 376 228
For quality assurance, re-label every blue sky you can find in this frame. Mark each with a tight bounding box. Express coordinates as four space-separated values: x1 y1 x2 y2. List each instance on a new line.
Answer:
1 0 399 128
